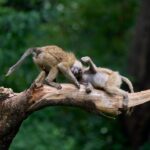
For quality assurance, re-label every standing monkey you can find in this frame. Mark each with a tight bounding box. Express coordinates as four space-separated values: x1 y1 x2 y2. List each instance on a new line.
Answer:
72 56 134 109
6 45 83 89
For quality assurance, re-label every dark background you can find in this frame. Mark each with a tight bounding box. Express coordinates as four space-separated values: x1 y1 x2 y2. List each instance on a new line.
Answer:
0 0 149 149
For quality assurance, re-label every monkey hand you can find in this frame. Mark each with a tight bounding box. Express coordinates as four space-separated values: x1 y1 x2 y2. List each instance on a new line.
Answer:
55 84 62 90
81 56 91 64
86 87 92 93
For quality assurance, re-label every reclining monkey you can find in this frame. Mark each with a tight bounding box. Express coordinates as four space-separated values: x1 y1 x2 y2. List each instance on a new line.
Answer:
72 56 134 109
6 45 83 89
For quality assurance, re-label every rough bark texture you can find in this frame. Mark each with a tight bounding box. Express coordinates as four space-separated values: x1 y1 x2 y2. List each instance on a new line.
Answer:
126 0 150 149
0 85 150 149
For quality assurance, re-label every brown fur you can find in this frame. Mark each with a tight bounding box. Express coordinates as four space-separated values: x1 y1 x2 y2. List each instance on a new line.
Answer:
33 45 76 72
6 45 80 89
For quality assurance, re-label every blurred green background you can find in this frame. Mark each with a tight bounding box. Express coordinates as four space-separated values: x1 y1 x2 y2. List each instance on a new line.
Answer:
0 0 149 150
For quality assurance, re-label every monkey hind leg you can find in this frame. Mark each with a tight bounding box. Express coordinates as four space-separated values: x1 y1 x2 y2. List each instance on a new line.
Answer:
30 71 46 89
35 71 46 83
104 86 129 110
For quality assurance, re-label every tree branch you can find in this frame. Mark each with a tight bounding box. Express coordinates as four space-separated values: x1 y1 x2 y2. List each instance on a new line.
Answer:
0 84 150 149
27 84 150 115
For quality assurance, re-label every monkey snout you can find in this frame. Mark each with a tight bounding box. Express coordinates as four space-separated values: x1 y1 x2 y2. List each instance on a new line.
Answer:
72 68 82 75
74 68 79 74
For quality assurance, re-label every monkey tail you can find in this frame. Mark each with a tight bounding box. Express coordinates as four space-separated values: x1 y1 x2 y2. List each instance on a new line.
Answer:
6 48 34 76
121 76 134 93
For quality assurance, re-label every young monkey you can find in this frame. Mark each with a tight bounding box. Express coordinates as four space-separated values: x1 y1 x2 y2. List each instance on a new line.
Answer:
6 45 83 89
72 56 134 109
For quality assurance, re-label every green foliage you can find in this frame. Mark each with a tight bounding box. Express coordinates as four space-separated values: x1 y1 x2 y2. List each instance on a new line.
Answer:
11 107 127 150
0 0 147 150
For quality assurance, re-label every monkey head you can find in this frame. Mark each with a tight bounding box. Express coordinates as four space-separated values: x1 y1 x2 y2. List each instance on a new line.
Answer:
32 48 42 57
71 60 83 80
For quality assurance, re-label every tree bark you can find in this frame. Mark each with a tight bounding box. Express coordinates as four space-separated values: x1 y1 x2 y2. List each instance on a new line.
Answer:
125 0 150 149
0 85 150 149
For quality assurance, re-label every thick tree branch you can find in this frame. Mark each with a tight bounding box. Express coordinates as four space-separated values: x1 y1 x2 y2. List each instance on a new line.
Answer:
0 84 150 149
27 84 150 115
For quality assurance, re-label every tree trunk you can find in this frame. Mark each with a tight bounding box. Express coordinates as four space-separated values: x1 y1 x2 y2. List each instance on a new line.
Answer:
124 0 150 149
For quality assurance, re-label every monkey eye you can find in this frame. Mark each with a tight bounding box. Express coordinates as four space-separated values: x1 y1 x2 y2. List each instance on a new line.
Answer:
79 69 82 74
71 67 82 75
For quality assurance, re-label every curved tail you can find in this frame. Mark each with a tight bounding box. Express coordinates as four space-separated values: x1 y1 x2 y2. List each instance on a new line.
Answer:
121 76 134 93
6 48 34 76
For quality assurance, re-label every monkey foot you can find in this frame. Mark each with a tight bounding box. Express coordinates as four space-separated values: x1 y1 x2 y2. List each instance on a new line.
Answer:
30 82 43 89
56 84 62 89
85 87 92 93
44 80 62 90
76 83 80 89
122 98 133 115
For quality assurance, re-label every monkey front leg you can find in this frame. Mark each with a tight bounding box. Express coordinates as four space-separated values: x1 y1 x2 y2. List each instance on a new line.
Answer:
35 71 46 83
58 62 80 88
80 81 93 93
45 67 62 89
81 56 97 73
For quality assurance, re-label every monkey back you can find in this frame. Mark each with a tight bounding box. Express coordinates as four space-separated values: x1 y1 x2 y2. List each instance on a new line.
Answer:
33 45 76 71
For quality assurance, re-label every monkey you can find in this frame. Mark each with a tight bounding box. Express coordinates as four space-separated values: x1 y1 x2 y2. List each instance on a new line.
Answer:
6 45 83 89
72 56 134 110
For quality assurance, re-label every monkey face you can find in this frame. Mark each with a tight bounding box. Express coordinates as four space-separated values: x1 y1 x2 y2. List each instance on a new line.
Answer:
71 66 83 80
71 60 83 80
